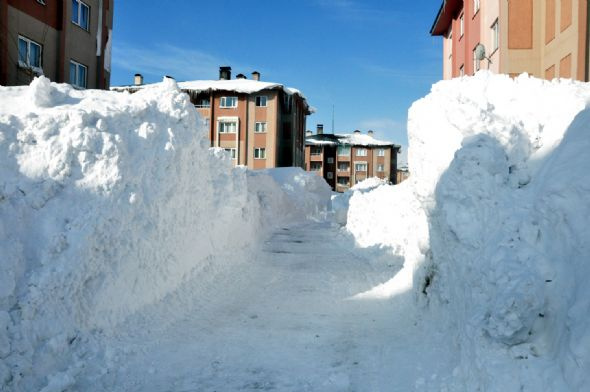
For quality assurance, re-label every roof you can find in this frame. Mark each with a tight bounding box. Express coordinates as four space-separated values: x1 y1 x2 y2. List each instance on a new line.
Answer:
305 132 400 148
112 78 312 114
430 0 463 36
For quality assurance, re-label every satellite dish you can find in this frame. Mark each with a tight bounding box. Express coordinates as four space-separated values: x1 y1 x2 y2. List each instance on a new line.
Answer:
475 44 486 61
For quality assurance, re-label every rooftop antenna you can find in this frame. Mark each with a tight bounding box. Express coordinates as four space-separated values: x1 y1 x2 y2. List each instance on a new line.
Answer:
331 104 335 134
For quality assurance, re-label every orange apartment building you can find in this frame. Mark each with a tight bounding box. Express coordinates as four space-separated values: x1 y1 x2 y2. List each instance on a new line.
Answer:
304 125 401 192
0 0 114 89
431 0 590 81
113 67 312 169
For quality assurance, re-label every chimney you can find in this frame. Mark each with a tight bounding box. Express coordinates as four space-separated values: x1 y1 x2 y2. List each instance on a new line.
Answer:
306 130 312 137
317 124 324 135
236 73 247 79
164 75 174 80
134 73 143 85
354 129 361 134
368 130 374 137
219 66 232 80
252 71 260 81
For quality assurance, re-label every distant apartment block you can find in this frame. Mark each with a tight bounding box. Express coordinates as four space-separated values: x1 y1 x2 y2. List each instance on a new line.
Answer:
431 0 590 81
0 0 114 89
113 67 312 169
305 125 401 192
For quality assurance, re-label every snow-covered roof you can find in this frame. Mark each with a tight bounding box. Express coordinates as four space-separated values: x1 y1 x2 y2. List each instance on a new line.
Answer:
112 78 307 100
305 132 400 148
336 132 398 147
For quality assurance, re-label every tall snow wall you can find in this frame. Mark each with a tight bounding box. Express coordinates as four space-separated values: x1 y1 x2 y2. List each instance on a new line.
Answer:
345 72 590 390
0 77 330 391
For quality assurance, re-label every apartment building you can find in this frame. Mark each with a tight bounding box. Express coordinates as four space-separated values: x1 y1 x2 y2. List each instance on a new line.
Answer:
0 0 113 89
304 125 401 192
431 0 590 81
113 67 312 169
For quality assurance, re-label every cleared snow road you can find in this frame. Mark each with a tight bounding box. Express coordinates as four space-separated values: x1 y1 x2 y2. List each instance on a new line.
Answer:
104 221 454 391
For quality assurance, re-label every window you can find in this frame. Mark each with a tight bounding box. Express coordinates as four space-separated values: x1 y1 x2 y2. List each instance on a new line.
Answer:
356 148 367 157
460 13 464 37
337 145 351 156
459 64 465 76
327 172 334 179
473 0 480 14
254 148 266 159
338 162 349 171
69 60 87 88
327 157 334 164
18 36 42 69
448 30 453 58
224 148 237 159
255 122 267 133
219 121 237 133
196 97 210 108
355 162 367 172
337 176 349 185
473 45 481 72
377 164 385 172
72 0 90 30
220 96 237 108
378 148 385 157
491 19 499 52
255 96 267 107
310 146 322 156
310 162 322 171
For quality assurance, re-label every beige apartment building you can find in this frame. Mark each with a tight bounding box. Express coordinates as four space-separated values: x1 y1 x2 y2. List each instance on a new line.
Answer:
114 67 312 169
304 125 401 192
0 0 113 89
431 0 590 81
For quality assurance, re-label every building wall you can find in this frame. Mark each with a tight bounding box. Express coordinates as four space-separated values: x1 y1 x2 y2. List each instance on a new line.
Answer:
481 0 500 73
2 0 113 88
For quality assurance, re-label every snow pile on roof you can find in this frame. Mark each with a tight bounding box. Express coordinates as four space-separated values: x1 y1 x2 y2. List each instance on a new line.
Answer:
113 78 307 100
344 72 590 390
0 77 329 391
337 132 397 147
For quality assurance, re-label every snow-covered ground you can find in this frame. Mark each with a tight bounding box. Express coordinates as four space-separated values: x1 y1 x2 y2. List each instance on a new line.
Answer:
2 73 590 391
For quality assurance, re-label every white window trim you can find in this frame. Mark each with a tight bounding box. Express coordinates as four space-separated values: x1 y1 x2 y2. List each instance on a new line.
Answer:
354 161 368 172
356 148 368 157
327 157 334 164
378 148 385 157
220 96 238 108
69 59 87 88
72 0 90 31
255 96 268 107
460 14 464 37
377 164 385 172
491 19 499 53
255 121 267 133
18 35 43 72
254 147 266 160
327 172 334 179
473 0 480 15
310 162 322 171
224 148 237 160
310 146 322 156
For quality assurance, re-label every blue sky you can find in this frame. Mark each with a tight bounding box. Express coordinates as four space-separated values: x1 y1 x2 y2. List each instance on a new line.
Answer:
110 1 442 162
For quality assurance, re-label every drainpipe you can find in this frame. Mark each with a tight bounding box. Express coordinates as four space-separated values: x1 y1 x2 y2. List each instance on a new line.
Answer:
58 0 67 83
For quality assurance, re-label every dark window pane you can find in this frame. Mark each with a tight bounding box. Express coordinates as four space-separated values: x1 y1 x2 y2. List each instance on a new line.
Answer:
29 43 40 67
72 0 79 23
80 4 89 29
18 38 27 63
69 62 76 84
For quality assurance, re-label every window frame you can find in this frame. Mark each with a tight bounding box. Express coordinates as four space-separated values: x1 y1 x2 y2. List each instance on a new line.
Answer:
377 164 385 172
18 35 42 70
459 64 465 76
255 96 267 107
337 176 349 185
491 19 499 53
460 13 464 37
224 148 237 160
337 145 351 156
218 120 238 134
254 147 266 159
310 146 322 156
355 162 368 172
69 59 87 88
220 96 238 108
327 172 334 179
356 148 368 157
473 0 480 16
255 122 267 133
310 162 322 171
378 148 386 157
327 157 334 164
337 162 349 171
71 0 90 31
473 44 481 72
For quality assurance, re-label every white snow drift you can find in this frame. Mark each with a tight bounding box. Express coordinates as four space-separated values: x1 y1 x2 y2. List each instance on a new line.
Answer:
345 72 590 391
0 77 329 391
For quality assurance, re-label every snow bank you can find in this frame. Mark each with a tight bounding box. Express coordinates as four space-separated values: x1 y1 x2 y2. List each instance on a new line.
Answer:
345 72 590 390
0 77 329 390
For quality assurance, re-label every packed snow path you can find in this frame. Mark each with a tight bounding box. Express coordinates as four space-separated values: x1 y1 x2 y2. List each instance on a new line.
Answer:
104 221 455 391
